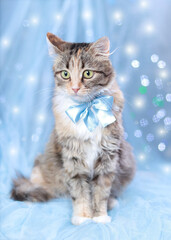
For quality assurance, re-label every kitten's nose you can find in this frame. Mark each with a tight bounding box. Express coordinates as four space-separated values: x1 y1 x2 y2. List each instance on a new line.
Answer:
72 88 80 94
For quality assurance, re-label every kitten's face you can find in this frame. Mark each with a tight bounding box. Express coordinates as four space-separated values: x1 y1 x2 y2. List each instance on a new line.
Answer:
47 33 114 101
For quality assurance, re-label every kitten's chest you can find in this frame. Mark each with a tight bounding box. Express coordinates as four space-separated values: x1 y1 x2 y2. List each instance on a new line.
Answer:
54 95 102 172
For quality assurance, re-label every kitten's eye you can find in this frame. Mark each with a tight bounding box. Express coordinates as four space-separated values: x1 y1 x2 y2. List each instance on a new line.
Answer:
61 70 70 79
83 70 94 79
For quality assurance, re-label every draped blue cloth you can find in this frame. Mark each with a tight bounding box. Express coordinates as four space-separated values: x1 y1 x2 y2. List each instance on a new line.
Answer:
0 0 171 239
65 95 116 131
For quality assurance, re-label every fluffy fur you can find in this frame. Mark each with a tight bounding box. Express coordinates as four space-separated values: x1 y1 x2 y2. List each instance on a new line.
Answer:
11 33 136 225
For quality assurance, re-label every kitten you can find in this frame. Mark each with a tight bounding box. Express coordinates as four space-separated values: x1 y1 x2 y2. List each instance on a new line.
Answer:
11 33 135 225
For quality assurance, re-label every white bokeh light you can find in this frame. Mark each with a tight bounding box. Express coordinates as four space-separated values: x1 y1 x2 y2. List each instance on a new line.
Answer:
156 109 166 119
141 75 149 87
158 142 166 151
152 115 160 123
131 60 140 68
151 54 159 63
157 60 166 69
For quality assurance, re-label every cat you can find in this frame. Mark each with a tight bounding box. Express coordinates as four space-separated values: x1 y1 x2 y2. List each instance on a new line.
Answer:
11 32 136 225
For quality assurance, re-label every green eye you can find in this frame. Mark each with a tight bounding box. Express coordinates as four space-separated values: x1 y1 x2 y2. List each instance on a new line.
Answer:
83 70 94 79
61 70 70 79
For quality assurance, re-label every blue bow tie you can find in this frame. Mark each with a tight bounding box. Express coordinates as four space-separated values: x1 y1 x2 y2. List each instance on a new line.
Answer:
65 95 116 132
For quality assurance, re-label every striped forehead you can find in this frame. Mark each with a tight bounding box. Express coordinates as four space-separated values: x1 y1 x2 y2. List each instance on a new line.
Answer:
69 50 83 69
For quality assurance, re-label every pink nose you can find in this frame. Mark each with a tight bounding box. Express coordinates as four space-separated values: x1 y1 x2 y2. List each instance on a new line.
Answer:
72 88 80 94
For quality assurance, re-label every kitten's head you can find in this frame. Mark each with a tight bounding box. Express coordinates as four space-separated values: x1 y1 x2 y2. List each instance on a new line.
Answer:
47 33 114 101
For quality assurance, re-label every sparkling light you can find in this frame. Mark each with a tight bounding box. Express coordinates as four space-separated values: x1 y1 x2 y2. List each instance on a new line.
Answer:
12 106 20 114
158 142 166 151
138 153 146 162
134 129 142 138
146 133 154 142
162 165 171 174
151 54 159 63
166 93 171 102
134 96 145 108
125 44 137 55
113 10 123 25
157 127 167 136
143 22 155 33
82 10 92 20
31 17 39 25
55 14 62 20
157 60 166 69
159 69 168 79
140 75 149 86
131 60 140 68
28 75 36 83
140 0 148 8
37 114 46 122
118 74 127 83
9 147 18 156
1 38 10 47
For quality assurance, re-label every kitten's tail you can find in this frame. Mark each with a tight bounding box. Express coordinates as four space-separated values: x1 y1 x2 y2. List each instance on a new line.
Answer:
11 175 53 202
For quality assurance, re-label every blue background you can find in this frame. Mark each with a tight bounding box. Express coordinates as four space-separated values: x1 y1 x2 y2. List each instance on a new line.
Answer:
0 0 171 239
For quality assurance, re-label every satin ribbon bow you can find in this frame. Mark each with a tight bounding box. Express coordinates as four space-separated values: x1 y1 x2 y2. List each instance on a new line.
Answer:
65 95 116 132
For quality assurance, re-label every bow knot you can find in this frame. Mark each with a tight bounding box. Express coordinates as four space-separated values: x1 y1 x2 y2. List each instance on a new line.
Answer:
65 95 116 131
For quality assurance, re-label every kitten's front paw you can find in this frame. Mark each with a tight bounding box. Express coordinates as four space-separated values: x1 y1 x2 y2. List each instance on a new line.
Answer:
93 215 111 224
71 216 91 225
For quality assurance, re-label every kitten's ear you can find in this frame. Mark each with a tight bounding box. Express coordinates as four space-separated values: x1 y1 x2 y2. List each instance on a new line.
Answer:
89 37 110 56
46 32 67 56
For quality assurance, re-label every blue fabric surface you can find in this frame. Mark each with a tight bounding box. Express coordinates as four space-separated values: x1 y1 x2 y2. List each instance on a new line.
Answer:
0 0 171 239
1 169 171 240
